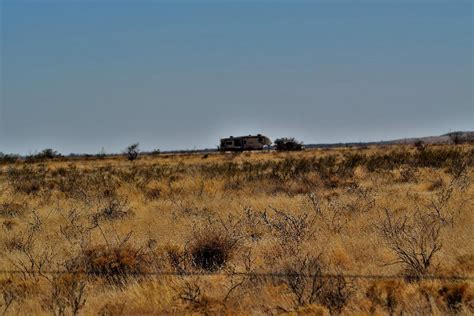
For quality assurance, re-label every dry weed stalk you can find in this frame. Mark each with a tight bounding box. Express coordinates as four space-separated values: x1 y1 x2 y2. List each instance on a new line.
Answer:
427 158 472 226
42 275 87 316
9 211 57 284
263 206 316 251
378 209 442 279
279 254 352 314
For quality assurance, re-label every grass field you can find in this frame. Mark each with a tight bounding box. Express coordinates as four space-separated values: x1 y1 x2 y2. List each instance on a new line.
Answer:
0 145 473 315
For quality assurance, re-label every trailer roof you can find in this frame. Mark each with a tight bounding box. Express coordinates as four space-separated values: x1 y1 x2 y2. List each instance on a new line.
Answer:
221 134 269 140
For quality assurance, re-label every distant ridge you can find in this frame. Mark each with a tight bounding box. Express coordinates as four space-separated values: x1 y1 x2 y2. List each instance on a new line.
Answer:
305 131 474 149
386 131 474 145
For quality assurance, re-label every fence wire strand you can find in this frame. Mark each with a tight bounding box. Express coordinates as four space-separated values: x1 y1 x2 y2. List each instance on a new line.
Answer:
0 270 472 281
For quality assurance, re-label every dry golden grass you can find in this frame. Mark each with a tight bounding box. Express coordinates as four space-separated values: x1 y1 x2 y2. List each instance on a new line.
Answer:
0 145 473 315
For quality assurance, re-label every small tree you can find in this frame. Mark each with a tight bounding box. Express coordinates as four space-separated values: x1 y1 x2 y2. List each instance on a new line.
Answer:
0 153 19 164
26 148 60 162
124 143 140 161
274 137 304 151
40 148 59 159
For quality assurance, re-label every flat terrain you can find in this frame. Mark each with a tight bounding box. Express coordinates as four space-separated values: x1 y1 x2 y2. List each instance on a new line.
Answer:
0 145 473 315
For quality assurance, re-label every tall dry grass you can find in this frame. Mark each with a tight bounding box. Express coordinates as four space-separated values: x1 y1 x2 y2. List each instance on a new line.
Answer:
0 145 473 314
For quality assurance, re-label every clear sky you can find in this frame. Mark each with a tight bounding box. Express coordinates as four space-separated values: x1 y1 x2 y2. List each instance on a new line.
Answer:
1 0 472 155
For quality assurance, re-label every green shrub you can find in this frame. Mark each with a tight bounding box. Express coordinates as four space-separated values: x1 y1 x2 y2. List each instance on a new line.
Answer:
274 138 304 151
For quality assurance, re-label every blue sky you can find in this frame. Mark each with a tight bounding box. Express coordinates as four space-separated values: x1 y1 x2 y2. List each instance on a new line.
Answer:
1 0 472 154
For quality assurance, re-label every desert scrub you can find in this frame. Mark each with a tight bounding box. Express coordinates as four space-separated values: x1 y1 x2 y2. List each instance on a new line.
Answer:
165 221 242 273
0 144 471 314
377 209 442 280
189 229 239 272
6 166 45 195
70 244 151 285
91 195 134 224
278 254 353 313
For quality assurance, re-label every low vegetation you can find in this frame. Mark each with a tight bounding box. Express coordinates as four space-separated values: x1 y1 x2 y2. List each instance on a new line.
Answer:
274 137 305 151
0 144 473 314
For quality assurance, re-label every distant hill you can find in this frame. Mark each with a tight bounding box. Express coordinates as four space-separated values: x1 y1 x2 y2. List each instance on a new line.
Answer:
388 131 474 145
305 131 474 149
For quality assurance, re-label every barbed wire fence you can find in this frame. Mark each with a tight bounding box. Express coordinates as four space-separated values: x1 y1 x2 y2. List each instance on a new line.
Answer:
0 270 472 281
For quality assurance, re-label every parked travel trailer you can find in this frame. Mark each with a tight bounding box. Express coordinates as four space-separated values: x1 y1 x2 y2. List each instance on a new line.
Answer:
220 134 271 151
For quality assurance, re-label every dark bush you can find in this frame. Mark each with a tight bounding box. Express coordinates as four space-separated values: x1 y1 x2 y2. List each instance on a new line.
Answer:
40 148 59 159
25 148 61 163
189 232 237 272
274 137 304 151
0 153 19 164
